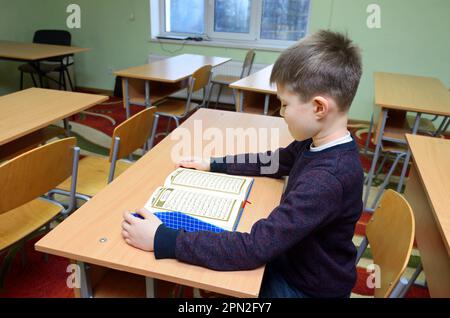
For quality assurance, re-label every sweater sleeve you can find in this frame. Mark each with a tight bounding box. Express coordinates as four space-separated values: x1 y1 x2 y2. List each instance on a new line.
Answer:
210 140 303 179
154 168 343 271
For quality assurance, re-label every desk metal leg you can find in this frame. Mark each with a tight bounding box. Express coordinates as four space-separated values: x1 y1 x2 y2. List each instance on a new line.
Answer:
145 80 151 109
396 113 421 192
433 116 449 137
30 61 44 88
235 90 244 112
124 78 131 119
363 109 388 211
263 94 270 116
63 118 71 137
78 261 93 298
145 277 156 298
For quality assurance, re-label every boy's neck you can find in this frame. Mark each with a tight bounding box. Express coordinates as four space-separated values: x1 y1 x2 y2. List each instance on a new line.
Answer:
311 116 349 148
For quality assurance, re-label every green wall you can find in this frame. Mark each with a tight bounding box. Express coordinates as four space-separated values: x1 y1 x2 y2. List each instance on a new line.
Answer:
1 0 450 121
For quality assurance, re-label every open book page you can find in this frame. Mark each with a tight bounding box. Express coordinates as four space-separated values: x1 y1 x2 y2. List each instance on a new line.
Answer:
144 186 244 231
164 168 253 201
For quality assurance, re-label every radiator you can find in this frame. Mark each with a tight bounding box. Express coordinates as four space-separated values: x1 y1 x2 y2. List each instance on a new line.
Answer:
148 54 269 105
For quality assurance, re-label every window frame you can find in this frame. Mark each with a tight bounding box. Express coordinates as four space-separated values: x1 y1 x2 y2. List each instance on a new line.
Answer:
153 0 311 47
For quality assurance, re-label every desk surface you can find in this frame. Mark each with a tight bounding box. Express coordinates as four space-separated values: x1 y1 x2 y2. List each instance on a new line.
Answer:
36 109 293 298
374 72 450 116
0 88 108 146
406 134 450 255
0 40 89 61
230 65 276 94
114 54 231 83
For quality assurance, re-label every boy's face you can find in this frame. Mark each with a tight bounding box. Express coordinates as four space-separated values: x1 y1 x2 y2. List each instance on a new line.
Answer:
277 85 321 141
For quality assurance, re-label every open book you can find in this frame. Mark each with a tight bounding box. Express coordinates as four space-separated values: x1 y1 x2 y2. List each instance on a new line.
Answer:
144 168 254 232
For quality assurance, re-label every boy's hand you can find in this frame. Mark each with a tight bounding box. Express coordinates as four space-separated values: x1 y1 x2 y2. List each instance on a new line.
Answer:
176 157 210 171
122 209 162 252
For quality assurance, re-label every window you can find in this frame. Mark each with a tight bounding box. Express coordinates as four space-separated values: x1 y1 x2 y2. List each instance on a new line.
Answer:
154 0 311 45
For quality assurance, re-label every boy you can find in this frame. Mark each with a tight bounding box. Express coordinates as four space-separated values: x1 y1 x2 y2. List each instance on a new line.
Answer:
121 30 364 298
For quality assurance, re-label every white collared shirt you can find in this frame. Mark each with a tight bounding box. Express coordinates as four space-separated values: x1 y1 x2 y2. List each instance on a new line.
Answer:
310 131 353 152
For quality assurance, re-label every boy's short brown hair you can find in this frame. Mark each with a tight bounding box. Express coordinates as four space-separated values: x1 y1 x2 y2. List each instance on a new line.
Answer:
270 30 362 112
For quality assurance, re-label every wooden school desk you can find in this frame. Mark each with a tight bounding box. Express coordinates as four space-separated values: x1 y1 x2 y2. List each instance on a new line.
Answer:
0 88 108 146
229 65 279 116
36 108 293 298
403 134 450 297
0 40 89 87
114 54 231 118
363 72 450 210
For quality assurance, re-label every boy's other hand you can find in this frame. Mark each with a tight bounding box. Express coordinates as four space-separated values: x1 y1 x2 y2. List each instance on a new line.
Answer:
122 209 162 252
176 157 210 171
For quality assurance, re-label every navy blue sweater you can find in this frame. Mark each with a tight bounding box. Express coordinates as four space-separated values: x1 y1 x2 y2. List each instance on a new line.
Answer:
154 138 363 298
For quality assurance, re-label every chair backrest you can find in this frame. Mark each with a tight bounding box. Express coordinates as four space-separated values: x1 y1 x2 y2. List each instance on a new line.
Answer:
33 30 72 62
366 189 415 298
0 138 77 214
109 107 157 161
33 30 72 46
191 65 213 92
240 50 255 79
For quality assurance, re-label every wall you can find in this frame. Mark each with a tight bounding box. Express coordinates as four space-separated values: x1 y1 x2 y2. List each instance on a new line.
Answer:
1 0 449 121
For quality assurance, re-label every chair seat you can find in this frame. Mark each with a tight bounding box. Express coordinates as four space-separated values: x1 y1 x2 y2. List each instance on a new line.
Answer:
211 74 240 85
155 99 199 117
0 198 62 251
57 156 132 197
18 62 62 74
406 115 436 133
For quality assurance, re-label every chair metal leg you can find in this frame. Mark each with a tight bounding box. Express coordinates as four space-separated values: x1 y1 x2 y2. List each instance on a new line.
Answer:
207 83 216 109
30 73 38 87
363 110 388 211
165 118 172 135
370 152 406 210
20 71 24 90
58 69 64 90
396 113 422 193
62 68 67 91
370 152 389 184
148 114 160 149
215 85 223 109
65 67 74 91
398 263 423 298
389 277 409 298
364 114 374 156
355 236 369 265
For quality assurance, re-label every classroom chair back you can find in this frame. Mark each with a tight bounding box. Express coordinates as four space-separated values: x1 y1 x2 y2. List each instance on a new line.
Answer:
365 189 415 298
107 107 157 182
0 137 79 214
240 49 256 79
191 64 213 93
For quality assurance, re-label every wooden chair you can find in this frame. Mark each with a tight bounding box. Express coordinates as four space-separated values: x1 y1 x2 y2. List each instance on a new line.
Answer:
148 65 212 148
0 126 66 163
0 138 79 287
54 107 157 198
207 50 255 109
356 189 415 298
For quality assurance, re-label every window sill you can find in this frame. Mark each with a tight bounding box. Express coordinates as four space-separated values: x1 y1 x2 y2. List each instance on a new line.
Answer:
149 37 288 52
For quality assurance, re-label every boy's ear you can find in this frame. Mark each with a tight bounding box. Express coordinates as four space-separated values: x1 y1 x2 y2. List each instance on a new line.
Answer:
312 96 329 119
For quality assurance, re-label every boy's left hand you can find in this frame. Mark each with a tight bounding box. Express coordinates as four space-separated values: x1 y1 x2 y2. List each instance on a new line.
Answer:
122 209 162 252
